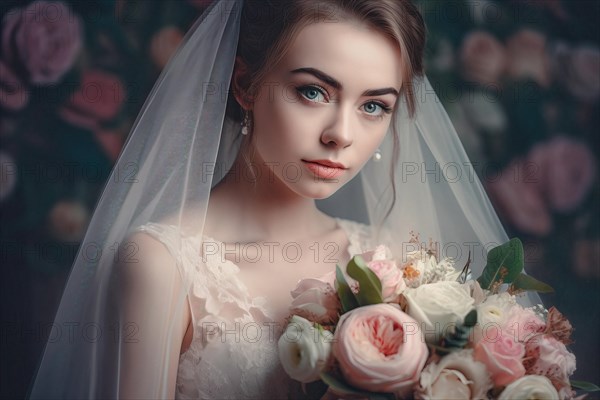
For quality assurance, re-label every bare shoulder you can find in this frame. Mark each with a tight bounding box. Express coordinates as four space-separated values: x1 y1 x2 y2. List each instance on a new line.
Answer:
116 229 182 292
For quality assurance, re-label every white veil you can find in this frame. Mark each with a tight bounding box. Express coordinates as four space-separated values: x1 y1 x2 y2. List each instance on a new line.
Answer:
27 0 540 398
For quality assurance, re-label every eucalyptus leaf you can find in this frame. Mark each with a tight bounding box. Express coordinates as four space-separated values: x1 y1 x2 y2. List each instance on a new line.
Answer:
511 273 554 293
441 309 477 351
346 255 383 306
571 380 600 392
477 238 524 290
335 265 359 313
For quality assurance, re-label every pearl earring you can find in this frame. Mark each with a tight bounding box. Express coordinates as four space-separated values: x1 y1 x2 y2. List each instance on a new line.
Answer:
373 148 382 161
241 110 252 135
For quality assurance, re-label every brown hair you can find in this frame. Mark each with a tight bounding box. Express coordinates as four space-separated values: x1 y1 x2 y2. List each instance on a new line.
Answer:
227 0 427 220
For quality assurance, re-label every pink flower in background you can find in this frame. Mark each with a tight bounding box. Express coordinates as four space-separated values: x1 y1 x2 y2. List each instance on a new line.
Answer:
59 69 127 130
2 1 82 85
524 334 576 399
552 43 600 102
150 26 184 69
93 129 124 162
506 29 551 88
289 276 340 325
474 334 526 387
47 200 90 242
0 151 17 202
333 303 427 396
573 238 600 279
530 136 596 213
187 0 214 9
0 60 29 111
459 31 506 86
486 160 552 236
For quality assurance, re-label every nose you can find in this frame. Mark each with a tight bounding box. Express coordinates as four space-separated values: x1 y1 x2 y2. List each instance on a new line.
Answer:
320 105 353 148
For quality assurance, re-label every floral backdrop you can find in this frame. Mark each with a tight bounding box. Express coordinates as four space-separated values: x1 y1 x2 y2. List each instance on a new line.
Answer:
0 0 597 397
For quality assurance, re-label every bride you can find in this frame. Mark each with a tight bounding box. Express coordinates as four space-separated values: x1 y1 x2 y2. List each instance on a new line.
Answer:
29 0 537 399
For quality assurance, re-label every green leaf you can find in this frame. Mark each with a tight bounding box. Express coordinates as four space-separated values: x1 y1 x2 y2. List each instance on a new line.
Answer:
571 380 600 392
477 238 524 290
511 273 554 293
346 255 383 306
335 265 359 313
320 372 395 400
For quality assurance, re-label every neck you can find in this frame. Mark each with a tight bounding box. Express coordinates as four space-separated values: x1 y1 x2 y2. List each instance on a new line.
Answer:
207 146 334 243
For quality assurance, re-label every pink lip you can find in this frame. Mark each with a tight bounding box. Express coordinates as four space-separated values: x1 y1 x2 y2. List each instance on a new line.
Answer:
302 159 347 179
303 159 347 169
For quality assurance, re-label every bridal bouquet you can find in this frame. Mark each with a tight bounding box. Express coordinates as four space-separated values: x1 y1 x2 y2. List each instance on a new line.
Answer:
277 237 598 399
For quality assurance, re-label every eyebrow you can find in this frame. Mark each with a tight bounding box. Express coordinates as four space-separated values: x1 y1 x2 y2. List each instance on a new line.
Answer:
290 67 399 97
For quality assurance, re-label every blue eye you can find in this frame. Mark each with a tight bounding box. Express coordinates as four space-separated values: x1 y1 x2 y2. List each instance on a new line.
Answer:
297 85 327 102
363 101 392 118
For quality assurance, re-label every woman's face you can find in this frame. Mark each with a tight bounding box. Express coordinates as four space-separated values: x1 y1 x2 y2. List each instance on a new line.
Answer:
250 20 403 199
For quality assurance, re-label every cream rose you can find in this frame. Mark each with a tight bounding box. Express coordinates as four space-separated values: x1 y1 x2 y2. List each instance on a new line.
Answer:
404 281 475 344
278 315 333 383
416 350 493 400
333 303 428 396
498 375 559 400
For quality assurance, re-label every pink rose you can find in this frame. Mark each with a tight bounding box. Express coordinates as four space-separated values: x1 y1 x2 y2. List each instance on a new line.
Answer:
473 334 526 387
506 29 551 88
333 303 428 396
361 245 405 302
524 334 576 399
530 136 596 213
459 31 506 86
503 305 545 343
0 60 29 111
486 159 552 236
59 69 127 130
150 26 184 69
2 1 82 85
289 277 341 325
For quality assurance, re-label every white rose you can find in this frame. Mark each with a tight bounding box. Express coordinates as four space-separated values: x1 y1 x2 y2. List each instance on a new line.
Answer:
277 315 332 383
498 375 559 400
404 281 475 343
416 350 493 400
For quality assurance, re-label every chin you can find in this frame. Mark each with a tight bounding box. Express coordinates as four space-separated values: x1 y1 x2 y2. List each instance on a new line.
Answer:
293 180 345 200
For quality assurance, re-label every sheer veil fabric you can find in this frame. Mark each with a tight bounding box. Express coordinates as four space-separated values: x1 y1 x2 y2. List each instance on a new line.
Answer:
28 0 540 398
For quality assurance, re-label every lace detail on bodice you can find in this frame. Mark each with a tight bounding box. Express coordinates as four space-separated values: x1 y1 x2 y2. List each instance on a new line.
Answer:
133 217 379 399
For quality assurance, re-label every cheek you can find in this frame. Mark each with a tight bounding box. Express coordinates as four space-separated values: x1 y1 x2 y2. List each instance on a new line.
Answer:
354 124 390 162
254 98 316 157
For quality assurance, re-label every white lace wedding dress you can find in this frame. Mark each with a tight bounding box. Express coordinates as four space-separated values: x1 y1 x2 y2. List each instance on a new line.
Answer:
134 217 380 399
